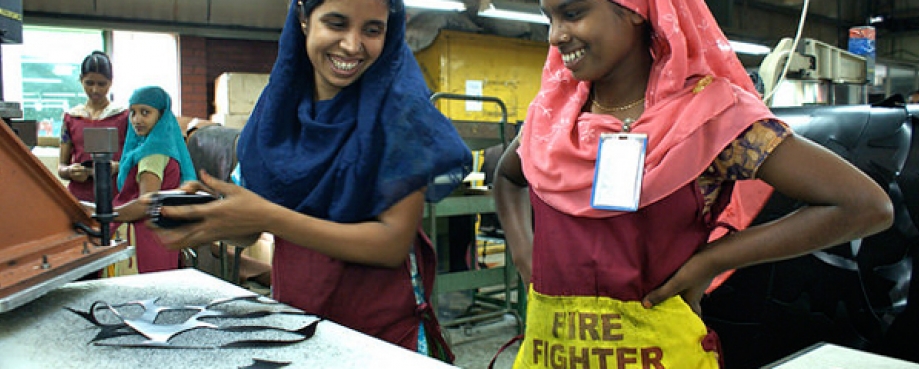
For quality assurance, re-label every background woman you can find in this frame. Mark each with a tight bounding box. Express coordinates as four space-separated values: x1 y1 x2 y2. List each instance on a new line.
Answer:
58 51 129 202
112 86 197 273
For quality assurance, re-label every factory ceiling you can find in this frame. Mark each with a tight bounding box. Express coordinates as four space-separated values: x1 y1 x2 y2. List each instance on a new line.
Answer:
17 0 919 62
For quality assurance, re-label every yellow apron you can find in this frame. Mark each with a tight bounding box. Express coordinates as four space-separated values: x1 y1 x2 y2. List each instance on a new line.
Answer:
514 287 719 369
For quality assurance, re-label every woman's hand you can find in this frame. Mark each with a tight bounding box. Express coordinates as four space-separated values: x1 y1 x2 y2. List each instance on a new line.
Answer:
642 134 895 316
115 195 155 223
641 250 717 316
149 171 273 250
66 163 92 182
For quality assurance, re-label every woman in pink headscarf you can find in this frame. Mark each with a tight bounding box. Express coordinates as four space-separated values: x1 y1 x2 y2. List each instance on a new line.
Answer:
494 0 893 367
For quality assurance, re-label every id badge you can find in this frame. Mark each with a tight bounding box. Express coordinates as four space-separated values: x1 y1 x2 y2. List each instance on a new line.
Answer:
591 133 648 212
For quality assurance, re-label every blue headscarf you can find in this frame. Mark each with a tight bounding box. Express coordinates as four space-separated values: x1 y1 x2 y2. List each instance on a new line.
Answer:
237 0 472 222
117 86 198 190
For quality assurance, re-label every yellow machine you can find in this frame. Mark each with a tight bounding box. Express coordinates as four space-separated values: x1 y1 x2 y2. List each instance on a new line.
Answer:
414 30 548 125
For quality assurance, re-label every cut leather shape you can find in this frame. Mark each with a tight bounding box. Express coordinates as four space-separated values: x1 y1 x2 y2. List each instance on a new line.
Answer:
238 358 292 369
67 294 321 349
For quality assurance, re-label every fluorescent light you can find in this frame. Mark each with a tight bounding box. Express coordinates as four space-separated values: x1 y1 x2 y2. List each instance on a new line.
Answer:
22 77 62 84
479 2 548 25
405 0 465 11
729 40 771 55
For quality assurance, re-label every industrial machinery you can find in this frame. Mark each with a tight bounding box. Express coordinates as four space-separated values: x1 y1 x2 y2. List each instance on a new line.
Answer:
0 122 133 313
0 0 34 148
0 0 135 313
759 37 869 107
699 32 919 366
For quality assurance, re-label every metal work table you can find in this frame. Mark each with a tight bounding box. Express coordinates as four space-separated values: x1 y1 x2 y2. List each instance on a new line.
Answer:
424 192 524 331
0 269 455 369
424 93 524 332
764 342 919 368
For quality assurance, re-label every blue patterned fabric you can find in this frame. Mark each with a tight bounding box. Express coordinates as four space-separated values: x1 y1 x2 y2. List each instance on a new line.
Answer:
236 0 472 222
118 86 197 190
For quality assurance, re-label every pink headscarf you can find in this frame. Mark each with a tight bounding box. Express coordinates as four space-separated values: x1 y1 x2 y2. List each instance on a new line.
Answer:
519 0 780 230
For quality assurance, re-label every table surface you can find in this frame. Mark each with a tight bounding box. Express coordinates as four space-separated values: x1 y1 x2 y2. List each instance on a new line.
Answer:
0 269 456 369
765 342 919 369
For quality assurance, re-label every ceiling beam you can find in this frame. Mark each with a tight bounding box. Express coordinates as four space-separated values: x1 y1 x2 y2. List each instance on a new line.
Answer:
23 11 282 41
736 0 863 29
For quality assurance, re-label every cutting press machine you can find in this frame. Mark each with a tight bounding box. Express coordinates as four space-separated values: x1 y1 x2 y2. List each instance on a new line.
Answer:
0 120 134 313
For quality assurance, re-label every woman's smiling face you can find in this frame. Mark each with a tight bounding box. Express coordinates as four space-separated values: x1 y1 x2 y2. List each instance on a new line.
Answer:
302 0 389 101
541 0 645 82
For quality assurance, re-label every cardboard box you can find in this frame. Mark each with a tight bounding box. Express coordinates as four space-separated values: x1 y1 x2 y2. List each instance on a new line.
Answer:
213 72 269 115
209 112 251 130
242 233 274 265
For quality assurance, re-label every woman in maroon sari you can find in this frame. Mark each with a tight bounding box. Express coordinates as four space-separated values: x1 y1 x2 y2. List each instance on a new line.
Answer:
58 51 129 202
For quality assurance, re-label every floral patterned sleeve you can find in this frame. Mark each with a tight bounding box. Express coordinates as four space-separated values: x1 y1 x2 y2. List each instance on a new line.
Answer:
698 119 792 212
60 116 72 144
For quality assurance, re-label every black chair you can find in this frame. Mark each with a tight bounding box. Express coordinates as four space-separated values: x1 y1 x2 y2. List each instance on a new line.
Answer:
184 124 245 284
186 124 241 183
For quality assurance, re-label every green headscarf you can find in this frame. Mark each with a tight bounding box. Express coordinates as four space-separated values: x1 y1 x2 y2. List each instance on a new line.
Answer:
117 86 197 190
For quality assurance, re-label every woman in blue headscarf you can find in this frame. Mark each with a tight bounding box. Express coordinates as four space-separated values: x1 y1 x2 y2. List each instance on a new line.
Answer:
151 0 472 358
111 86 197 273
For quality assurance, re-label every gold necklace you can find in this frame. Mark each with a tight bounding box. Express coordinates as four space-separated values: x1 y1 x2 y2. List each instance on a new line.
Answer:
591 95 645 112
591 88 645 112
